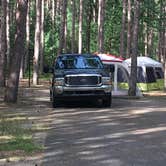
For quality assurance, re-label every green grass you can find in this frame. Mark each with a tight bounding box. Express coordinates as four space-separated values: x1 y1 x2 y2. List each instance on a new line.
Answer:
0 137 41 153
0 116 42 154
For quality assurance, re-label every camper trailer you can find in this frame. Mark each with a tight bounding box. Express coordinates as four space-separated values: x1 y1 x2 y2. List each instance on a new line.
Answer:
123 57 164 91
96 53 142 96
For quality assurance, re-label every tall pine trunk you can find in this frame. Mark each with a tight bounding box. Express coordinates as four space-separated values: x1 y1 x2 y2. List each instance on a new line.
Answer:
6 0 10 70
126 0 131 58
4 0 28 103
33 0 41 85
0 0 7 87
128 0 140 96
86 0 93 53
120 0 127 58
71 0 76 53
98 0 105 53
40 0 44 74
78 0 83 54
58 0 67 54
24 0 30 73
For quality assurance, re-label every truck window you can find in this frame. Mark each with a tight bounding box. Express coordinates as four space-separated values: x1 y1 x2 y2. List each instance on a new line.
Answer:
55 55 103 69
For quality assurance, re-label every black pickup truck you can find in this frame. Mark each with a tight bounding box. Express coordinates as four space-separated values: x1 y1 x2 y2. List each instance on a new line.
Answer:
50 54 113 107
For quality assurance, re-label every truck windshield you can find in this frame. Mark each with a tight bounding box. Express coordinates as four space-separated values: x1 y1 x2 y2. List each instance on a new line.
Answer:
55 55 103 69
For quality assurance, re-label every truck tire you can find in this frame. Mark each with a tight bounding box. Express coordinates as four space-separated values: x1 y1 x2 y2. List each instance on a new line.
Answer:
52 92 59 108
103 95 112 107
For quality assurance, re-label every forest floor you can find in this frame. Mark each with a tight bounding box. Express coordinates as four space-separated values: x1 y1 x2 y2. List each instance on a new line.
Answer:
0 79 166 166
0 80 52 165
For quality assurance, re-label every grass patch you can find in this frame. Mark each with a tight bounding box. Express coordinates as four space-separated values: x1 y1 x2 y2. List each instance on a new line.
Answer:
0 137 41 153
0 115 42 155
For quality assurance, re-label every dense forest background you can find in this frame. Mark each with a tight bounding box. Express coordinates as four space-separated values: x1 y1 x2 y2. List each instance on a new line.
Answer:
0 0 166 102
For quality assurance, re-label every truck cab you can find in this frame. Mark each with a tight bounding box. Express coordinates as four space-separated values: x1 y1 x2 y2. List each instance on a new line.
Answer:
50 54 112 107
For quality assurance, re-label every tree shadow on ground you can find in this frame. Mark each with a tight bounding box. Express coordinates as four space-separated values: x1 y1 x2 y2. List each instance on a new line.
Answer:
0 86 166 166
42 96 166 166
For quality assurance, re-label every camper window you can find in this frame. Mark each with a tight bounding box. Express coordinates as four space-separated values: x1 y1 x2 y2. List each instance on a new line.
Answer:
146 67 156 83
155 67 164 79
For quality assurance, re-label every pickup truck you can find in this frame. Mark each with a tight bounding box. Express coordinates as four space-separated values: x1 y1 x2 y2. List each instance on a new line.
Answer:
50 54 113 107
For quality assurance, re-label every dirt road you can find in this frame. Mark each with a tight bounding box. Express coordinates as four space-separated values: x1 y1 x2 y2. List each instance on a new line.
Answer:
1 86 166 166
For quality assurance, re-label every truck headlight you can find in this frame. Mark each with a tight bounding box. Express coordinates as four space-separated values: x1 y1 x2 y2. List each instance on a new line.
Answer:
54 78 64 86
102 77 112 85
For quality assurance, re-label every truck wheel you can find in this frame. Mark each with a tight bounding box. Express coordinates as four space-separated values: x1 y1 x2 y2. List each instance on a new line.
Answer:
52 98 56 108
52 92 59 108
103 96 112 107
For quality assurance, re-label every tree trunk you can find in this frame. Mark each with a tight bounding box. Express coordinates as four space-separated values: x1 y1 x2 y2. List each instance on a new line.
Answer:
120 0 127 58
126 0 132 58
51 0 55 23
4 0 28 103
6 0 10 70
0 0 7 87
64 10 67 53
78 0 83 54
147 29 154 56
71 0 76 53
93 0 98 23
24 0 30 73
40 0 44 74
158 0 164 63
128 0 140 96
98 0 105 53
33 0 41 85
58 0 67 55
144 13 148 56
19 51 24 79
86 0 93 53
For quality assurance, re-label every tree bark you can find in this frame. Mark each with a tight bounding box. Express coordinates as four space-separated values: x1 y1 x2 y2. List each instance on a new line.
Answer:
147 29 154 56
6 0 10 69
78 0 83 54
40 0 44 74
58 0 67 55
86 0 93 53
98 0 105 53
71 0 76 53
0 0 7 87
4 0 28 103
24 0 30 73
128 0 140 96
33 0 41 85
120 0 127 58
126 0 132 58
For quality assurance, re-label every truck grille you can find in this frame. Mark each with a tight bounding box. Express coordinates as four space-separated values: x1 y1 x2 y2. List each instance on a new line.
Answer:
65 74 101 86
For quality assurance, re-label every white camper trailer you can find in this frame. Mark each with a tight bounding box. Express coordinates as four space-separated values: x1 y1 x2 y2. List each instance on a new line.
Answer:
96 53 142 96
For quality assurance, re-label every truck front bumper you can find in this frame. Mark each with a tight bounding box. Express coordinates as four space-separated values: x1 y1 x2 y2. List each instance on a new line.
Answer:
52 85 112 98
